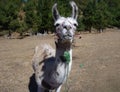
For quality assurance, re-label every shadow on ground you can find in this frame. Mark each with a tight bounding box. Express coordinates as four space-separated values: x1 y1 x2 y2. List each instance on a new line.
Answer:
28 74 37 92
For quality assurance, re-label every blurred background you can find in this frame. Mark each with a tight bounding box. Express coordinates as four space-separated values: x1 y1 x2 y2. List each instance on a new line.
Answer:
0 0 120 38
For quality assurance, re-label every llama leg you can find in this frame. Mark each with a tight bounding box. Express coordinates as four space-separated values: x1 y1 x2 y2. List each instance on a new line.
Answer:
55 85 62 92
38 87 52 92
37 86 44 92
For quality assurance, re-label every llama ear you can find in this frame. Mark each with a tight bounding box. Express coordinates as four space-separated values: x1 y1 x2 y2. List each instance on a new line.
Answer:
52 3 60 21
70 1 78 20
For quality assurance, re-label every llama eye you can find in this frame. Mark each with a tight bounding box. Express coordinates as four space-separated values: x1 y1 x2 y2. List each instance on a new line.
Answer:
74 24 77 27
55 24 60 27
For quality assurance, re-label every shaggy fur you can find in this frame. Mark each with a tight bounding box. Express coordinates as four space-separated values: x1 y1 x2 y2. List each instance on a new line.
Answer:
32 1 78 92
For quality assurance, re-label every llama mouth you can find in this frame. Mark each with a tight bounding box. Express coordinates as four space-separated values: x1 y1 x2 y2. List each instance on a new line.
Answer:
63 35 73 40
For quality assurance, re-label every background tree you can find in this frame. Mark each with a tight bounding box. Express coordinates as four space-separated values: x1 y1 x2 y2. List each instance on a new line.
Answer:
0 0 21 35
83 0 112 33
0 0 120 36
103 0 120 28
83 1 95 33
24 0 41 35
92 0 110 32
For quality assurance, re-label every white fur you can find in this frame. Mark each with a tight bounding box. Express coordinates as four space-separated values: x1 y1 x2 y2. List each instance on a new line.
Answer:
33 1 78 92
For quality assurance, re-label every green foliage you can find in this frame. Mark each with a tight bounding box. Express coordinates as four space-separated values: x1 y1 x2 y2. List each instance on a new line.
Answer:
0 0 120 35
17 22 27 35
106 0 120 28
24 0 41 34
83 1 95 32
77 17 85 31
114 8 120 28
9 19 20 31
93 0 109 30
0 0 21 30
83 0 112 32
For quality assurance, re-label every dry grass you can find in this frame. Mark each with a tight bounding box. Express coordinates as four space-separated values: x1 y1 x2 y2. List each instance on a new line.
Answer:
0 29 120 92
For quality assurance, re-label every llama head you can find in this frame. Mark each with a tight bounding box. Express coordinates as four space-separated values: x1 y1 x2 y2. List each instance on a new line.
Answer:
52 1 78 43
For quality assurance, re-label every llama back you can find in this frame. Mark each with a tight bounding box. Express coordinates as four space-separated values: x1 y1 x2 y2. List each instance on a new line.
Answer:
32 44 55 72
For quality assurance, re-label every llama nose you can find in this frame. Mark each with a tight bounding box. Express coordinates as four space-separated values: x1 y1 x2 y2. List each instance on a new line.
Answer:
63 25 67 29
63 25 71 30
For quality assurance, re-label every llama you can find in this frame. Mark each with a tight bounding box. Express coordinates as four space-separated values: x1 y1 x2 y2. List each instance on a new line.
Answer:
32 1 78 92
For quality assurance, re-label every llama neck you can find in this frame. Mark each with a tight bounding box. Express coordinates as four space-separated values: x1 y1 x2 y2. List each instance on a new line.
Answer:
55 40 72 64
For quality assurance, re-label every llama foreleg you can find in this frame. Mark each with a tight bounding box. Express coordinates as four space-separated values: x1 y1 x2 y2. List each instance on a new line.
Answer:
37 86 44 92
55 85 62 92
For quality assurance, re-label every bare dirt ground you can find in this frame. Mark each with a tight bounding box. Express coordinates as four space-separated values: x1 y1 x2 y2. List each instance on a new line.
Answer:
0 29 120 92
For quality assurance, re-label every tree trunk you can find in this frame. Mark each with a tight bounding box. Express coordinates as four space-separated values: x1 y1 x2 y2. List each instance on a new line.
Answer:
98 28 103 33
89 29 92 33
8 30 11 37
88 27 92 33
